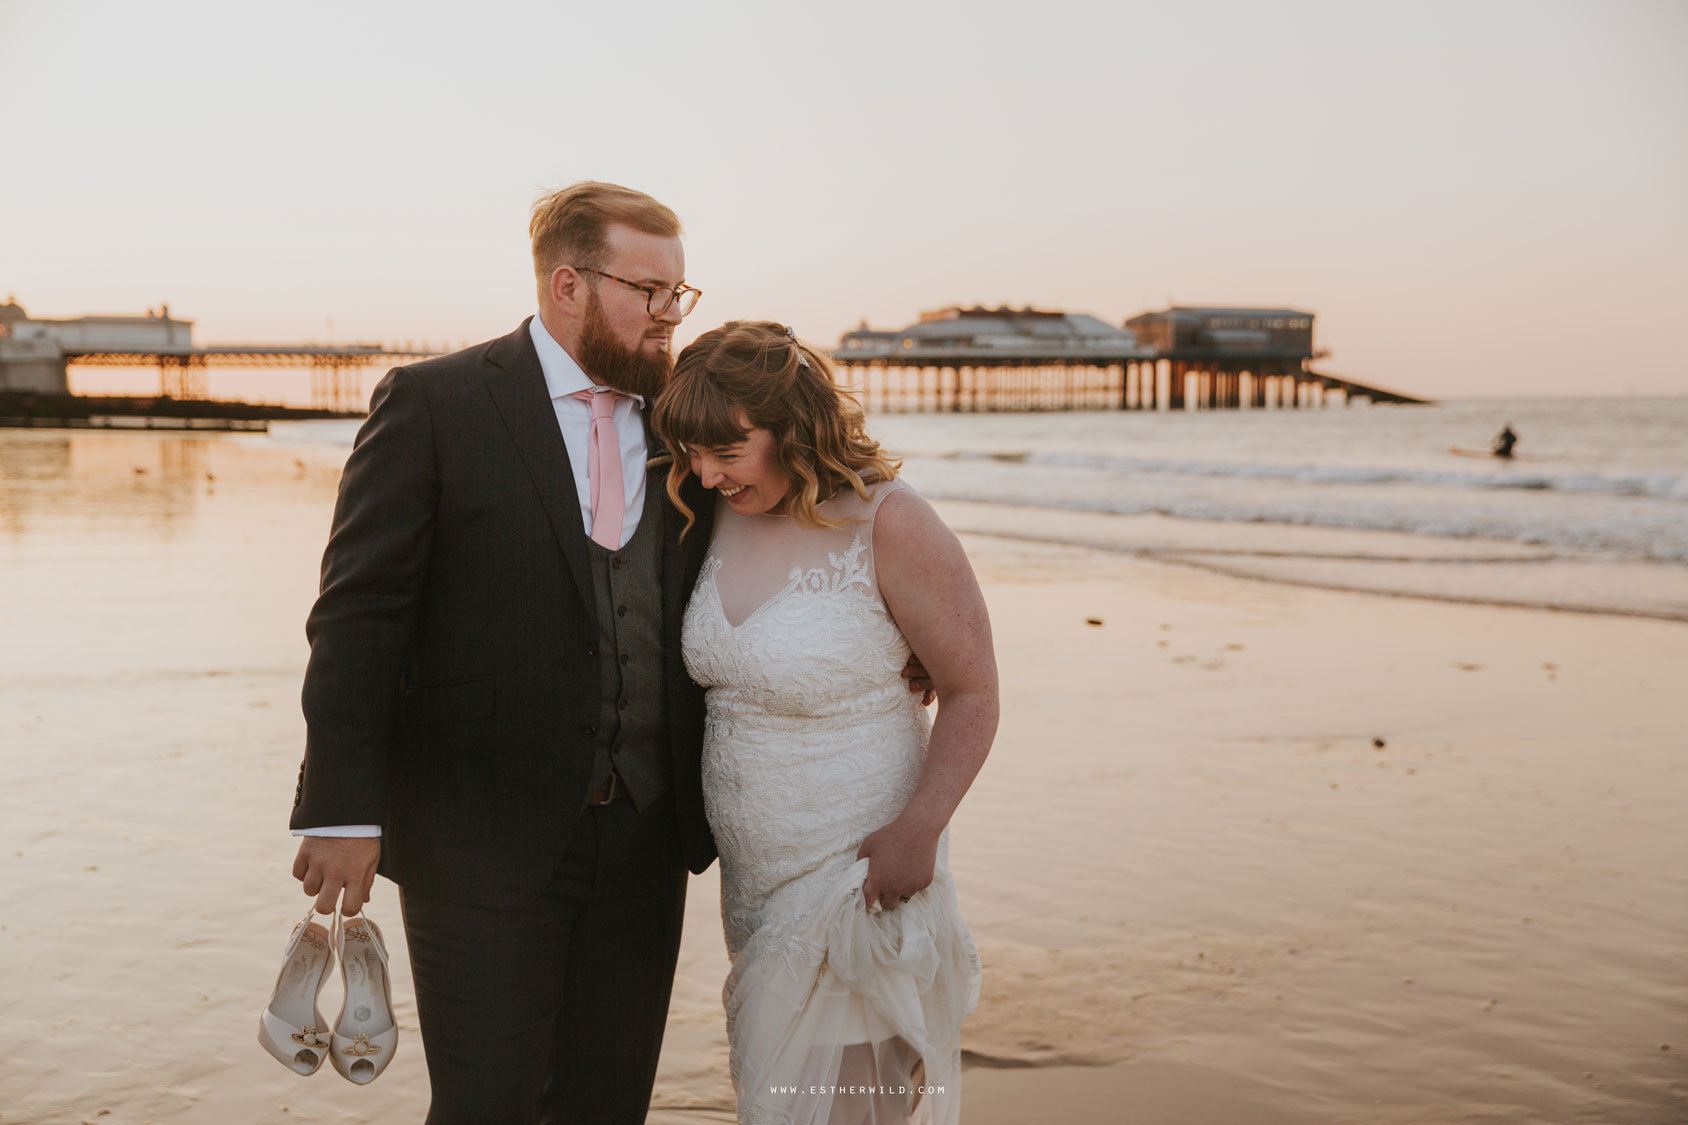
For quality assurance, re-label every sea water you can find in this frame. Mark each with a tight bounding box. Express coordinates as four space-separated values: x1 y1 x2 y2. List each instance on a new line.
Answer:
260 396 1688 618
870 397 1688 563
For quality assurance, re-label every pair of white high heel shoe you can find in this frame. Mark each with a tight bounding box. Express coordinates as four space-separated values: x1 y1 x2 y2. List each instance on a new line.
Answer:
257 905 398 1084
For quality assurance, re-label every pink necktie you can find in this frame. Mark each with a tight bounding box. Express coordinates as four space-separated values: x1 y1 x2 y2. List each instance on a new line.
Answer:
571 388 625 549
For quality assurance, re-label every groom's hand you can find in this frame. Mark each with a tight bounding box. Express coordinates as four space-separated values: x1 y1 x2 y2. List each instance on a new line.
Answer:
292 837 381 917
900 654 937 707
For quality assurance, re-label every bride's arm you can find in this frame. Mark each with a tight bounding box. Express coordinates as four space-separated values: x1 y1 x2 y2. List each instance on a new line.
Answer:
856 488 999 910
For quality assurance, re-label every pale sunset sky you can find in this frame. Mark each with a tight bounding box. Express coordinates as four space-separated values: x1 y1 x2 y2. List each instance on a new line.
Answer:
2 0 1684 399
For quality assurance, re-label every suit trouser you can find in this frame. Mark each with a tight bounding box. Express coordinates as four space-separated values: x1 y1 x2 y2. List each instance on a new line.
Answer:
399 790 688 1124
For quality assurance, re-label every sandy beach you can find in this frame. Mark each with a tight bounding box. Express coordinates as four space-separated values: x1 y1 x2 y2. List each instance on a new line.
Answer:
1 427 1684 1124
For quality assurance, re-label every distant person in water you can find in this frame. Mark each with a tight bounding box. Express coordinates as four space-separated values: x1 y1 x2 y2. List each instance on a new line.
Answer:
1493 424 1518 459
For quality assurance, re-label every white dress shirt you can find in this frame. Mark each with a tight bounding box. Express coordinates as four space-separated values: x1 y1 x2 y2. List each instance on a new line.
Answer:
295 316 652 839
527 314 650 547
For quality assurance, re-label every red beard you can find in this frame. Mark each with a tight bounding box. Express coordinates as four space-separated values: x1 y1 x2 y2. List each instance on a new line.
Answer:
575 294 673 400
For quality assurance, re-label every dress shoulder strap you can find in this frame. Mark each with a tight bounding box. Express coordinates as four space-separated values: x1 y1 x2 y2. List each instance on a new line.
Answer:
864 476 910 516
823 476 909 526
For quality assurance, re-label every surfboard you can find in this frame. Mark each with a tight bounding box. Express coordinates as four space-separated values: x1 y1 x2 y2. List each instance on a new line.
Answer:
1448 446 1542 462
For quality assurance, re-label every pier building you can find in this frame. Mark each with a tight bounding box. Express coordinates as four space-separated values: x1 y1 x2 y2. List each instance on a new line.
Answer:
1123 306 1426 409
835 306 1150 412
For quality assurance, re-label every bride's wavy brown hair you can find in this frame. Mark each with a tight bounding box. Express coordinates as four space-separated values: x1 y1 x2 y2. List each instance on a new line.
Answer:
651 321 900 539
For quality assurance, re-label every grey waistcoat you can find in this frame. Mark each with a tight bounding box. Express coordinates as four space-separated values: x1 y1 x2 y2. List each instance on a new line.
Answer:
582 480 669 811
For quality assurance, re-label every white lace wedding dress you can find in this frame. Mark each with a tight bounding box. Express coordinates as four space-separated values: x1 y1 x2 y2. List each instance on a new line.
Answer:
682 478 981 1125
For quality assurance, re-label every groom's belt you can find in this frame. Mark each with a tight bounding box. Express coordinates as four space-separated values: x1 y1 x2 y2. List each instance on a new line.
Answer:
586 770 631 806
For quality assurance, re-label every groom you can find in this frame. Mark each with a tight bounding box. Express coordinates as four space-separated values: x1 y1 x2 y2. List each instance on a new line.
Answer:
289 182 718 1122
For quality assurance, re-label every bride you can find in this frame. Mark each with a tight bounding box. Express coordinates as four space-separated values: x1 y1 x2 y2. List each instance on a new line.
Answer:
652 321 997 1124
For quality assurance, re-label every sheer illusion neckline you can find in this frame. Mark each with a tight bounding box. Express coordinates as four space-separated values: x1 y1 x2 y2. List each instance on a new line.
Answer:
699 478 904 630
704 559 791 632
701 540 882 631
738 478 880 520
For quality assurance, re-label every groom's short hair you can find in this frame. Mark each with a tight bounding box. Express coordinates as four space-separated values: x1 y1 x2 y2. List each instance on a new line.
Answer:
530 182 683 289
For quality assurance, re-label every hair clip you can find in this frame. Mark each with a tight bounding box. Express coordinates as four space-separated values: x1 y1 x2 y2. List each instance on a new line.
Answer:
783 325 811 368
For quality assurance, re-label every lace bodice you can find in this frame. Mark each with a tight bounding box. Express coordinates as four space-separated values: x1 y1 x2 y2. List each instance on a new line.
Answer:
683 478 915 721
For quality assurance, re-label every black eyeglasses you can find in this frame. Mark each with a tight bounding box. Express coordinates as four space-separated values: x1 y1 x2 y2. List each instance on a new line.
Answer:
576 267 702 318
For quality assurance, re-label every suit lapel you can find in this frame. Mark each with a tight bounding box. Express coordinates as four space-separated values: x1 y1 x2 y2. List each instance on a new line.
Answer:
482 318 598 630
661 467 714 633
644 415 680 629
644 412 714 631
654 458 684 632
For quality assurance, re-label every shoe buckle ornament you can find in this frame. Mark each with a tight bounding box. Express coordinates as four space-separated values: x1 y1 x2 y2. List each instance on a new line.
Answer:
291 1025 327 1048
343 1032 382 1056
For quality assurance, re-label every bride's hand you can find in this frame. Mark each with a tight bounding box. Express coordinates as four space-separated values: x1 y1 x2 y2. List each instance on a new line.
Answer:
856 818 940 911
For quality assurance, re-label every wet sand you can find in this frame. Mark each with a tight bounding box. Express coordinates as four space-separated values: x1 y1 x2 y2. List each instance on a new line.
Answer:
1 428 1684 1123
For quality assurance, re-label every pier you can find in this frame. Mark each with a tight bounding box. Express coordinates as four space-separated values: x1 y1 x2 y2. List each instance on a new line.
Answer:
833 306 1430 412
4 298 1432 422
0 299 433 415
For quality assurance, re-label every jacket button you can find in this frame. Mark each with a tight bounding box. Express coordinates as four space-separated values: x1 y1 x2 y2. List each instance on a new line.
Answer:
620 654 630 666
611 556 624 570
587 643 599 656
617 605 627 618
618 698 629 711
580 724 597 736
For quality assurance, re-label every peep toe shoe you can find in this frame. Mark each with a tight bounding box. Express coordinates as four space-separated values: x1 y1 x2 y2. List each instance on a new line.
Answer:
329 911 398 1084
257 905 336 1075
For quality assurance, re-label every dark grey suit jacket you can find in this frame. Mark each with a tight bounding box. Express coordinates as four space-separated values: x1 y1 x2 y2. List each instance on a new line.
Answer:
291 319 717 908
